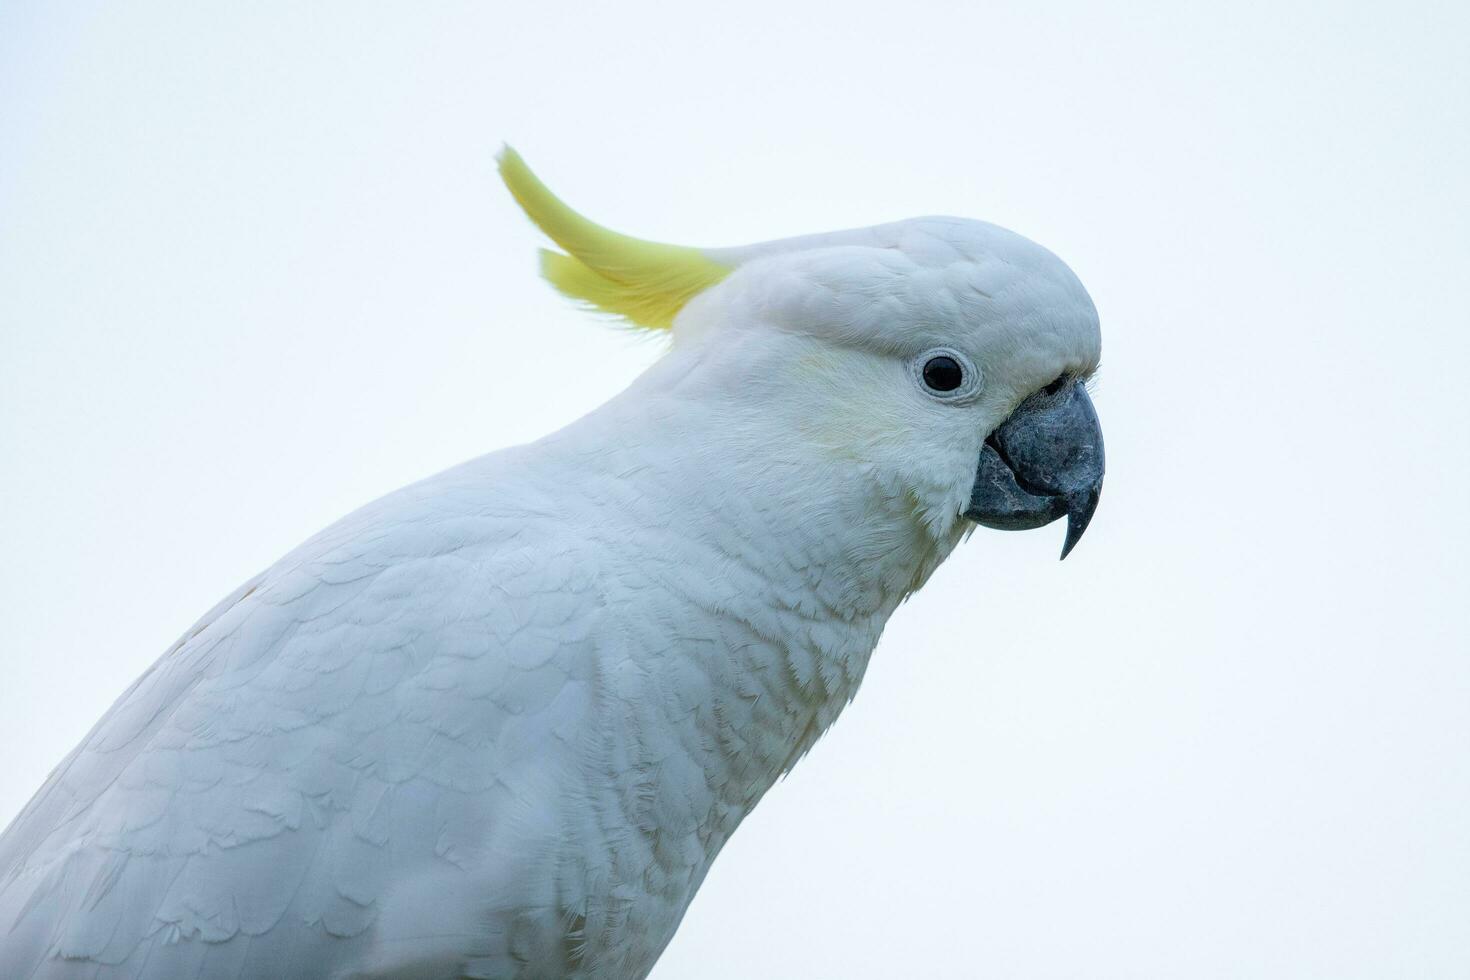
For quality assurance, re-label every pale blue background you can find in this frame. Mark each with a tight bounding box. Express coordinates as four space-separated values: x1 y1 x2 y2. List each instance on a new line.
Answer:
2 2 1467 976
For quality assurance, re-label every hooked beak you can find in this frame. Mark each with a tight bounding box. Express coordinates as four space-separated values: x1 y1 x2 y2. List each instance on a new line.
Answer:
963 379 1105 560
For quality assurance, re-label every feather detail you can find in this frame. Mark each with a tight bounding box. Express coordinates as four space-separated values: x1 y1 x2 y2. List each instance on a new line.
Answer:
498 146 729 329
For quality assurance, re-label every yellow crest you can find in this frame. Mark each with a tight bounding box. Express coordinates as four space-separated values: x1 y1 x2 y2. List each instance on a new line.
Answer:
498 147 730 330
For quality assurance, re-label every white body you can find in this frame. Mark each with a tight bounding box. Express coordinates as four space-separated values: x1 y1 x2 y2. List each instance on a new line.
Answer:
0 212 1100 978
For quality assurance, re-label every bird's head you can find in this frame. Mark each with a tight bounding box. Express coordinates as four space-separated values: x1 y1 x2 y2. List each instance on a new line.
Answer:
500 148 1104 559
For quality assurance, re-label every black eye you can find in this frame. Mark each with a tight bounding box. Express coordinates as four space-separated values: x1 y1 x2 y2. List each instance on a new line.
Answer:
922 355 964 392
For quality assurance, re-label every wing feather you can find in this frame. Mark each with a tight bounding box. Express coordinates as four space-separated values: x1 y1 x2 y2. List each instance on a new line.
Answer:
0 460 607 979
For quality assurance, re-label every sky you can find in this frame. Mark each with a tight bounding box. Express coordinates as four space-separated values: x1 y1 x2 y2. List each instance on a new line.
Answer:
1 1 1467 977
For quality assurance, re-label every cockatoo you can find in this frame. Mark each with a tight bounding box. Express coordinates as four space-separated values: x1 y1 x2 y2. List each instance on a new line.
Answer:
0 149 1104 979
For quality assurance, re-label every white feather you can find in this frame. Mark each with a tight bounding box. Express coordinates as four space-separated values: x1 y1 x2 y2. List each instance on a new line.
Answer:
0 215 1099 978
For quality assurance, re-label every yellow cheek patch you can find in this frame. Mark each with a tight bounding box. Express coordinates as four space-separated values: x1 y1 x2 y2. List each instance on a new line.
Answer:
497 147 731 330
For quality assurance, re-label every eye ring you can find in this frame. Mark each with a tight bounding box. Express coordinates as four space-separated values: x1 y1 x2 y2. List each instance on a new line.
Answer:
911 347 983 402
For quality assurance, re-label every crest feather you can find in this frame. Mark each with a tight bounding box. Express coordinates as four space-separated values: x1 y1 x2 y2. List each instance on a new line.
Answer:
498 147 730 329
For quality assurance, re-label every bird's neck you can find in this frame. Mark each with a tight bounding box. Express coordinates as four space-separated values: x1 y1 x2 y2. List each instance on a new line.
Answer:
534 362 964 831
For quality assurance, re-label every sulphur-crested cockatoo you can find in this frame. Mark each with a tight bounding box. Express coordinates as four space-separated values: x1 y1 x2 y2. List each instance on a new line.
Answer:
0 149 1104 979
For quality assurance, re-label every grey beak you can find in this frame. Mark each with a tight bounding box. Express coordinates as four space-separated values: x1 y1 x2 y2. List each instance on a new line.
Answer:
963 379 1105 560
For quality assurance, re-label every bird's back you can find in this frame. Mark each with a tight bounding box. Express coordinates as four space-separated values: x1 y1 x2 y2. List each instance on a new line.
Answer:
0 447 628 979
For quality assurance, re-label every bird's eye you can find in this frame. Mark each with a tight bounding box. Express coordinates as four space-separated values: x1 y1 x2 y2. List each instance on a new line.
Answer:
922 355 964 392
911 348 981 402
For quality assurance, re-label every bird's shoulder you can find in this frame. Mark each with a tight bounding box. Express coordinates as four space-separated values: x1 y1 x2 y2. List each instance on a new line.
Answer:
0 454 617 975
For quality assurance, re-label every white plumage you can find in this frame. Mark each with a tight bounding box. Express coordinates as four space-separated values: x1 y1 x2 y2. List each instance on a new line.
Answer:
0 155 1101 979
